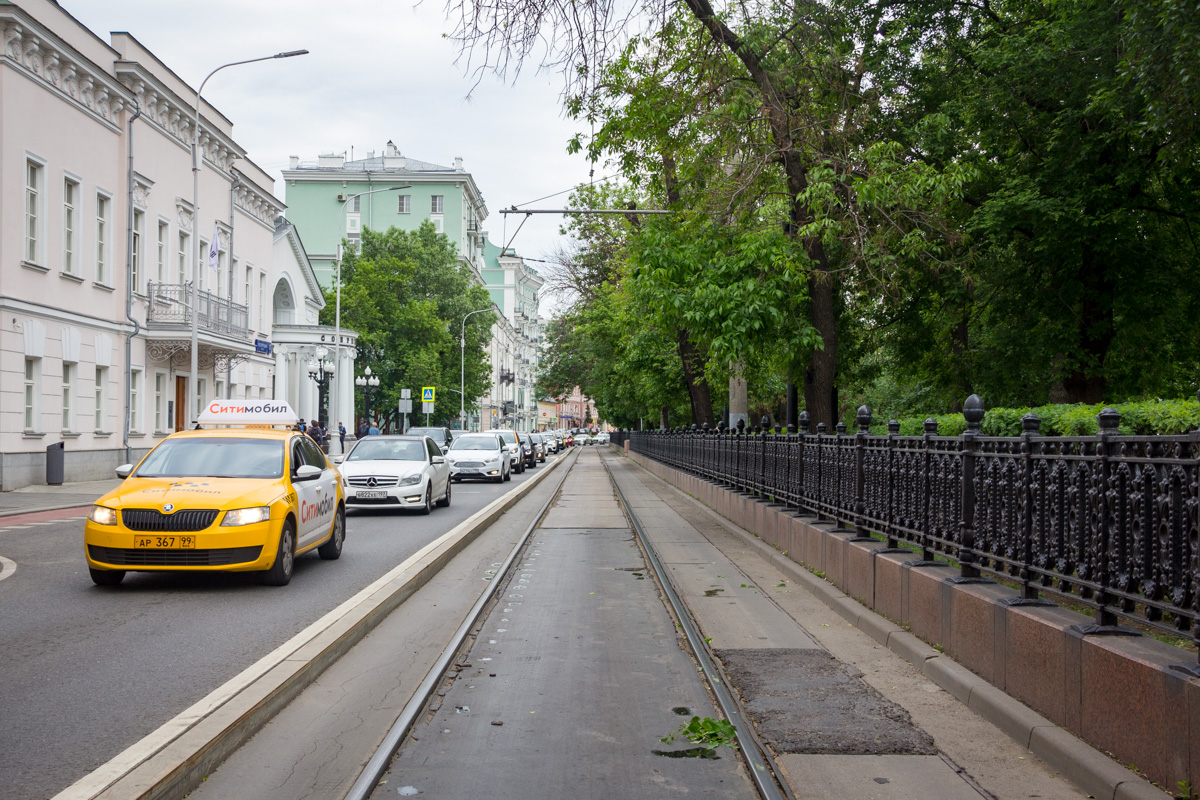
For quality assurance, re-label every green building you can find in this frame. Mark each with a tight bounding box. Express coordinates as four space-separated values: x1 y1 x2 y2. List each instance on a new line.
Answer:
282 142 544 431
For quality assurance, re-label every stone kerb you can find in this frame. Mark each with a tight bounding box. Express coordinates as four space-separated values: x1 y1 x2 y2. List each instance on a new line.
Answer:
623 448 1199 794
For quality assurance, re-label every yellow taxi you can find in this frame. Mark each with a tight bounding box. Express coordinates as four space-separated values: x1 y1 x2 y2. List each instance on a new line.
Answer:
84 401 345 587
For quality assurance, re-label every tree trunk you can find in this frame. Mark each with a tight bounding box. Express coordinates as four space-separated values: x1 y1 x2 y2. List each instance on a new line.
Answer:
1060 246 1113 404
803 259 838 428
676 328 715 426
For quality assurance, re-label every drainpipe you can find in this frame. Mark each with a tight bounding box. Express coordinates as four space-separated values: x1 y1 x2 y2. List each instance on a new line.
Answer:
227 168 240 398
123 99 143 465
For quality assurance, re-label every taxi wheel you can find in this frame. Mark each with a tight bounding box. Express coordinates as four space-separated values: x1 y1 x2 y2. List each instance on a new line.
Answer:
89 568 125 586
419 484 433 515
437 480 451 508
319 507 345 560
262 521 296 586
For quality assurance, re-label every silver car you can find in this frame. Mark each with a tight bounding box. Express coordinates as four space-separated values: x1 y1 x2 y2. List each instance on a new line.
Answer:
336 435 451 514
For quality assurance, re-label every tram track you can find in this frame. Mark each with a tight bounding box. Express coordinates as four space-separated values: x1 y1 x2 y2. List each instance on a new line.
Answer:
348 445 792 800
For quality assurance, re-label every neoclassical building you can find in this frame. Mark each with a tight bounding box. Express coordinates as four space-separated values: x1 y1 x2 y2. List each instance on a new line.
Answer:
0 0 348 487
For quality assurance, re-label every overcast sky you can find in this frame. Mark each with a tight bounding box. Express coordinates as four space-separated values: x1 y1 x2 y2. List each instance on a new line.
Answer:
63 0 594 291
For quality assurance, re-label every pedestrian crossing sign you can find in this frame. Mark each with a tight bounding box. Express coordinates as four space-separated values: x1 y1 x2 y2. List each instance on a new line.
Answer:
422 387 435 402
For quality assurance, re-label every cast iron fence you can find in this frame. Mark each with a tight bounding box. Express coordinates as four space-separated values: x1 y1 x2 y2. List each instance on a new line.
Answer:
611 396 1200 672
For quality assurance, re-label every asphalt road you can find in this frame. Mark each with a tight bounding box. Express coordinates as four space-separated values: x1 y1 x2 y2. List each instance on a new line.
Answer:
0 459 554 800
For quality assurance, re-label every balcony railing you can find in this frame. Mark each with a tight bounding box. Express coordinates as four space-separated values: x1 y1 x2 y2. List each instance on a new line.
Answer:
146 281 249 338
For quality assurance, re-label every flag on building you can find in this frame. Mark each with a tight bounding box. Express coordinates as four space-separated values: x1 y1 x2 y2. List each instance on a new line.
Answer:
207 223 220 271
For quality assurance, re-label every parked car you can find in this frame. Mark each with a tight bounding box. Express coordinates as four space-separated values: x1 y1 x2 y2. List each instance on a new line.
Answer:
594 432 610 445
336 435 450 514
406 426 453 454
446 433 510 483
84 402 344 587
517 432 538 468
530 433 548 462
495 429 524 473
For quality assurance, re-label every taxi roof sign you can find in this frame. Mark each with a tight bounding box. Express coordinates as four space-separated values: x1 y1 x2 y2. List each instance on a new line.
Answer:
197 400 299 428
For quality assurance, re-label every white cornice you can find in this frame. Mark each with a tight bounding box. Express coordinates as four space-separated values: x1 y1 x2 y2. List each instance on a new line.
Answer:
115 61 246 170
235 181 285 231
275 223 326 310
0 12 131 133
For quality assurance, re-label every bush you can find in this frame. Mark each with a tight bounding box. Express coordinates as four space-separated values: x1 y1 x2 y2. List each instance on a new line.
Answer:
866 399 1200 437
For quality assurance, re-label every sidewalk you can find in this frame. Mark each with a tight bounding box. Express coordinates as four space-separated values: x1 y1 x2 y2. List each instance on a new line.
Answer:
0 479 121 517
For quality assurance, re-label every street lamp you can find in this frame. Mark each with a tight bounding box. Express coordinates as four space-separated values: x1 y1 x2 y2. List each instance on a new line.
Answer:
307 356 334 430
355 366 380 432
460 307 492 431
333 185 409 444
189 49 307 424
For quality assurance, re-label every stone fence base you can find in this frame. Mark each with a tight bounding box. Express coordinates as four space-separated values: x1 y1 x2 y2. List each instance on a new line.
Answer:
627 449 1198 795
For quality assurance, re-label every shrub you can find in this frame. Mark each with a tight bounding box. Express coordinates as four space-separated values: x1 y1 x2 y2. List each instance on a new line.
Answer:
866 399 1200 437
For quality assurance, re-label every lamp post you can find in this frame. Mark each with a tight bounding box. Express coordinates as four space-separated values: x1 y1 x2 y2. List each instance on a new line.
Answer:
460 307 492 431
333 185 408 447
189 49 307 425
307 355 334 430
355 366 380 432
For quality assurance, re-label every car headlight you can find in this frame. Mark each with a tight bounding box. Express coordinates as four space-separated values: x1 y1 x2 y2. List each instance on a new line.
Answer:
399 474 422 486
88 505 117 526
221 506 271 527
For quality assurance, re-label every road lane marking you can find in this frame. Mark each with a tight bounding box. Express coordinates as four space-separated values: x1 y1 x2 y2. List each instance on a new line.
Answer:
0 555 16 581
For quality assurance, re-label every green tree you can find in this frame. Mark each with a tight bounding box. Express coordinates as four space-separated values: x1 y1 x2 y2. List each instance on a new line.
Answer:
323 222 493 428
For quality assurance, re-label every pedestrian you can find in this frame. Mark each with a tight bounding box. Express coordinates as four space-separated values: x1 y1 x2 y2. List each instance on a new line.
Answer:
299 419 307 434
338 422 346 450
368 421 381 435
308 419 323 448
358 419 369 439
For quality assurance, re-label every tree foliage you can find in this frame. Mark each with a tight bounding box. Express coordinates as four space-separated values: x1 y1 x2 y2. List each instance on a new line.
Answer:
322 222 494 429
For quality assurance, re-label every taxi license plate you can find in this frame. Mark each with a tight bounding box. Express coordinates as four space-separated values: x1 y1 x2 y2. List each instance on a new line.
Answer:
356 490 387 500
133 535 196 549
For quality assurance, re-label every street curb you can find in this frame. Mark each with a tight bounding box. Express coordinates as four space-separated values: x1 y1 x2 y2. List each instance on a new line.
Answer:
0 501 94 519
53 453 575 800
618 454 1170 800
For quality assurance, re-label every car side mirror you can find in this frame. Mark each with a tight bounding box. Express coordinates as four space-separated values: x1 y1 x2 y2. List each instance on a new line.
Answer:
115 464 133 479
332 456 345 464
432 455 445 465
294 464 322 481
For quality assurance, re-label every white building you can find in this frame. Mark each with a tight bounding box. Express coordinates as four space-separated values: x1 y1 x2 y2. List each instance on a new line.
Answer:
0 1 335 488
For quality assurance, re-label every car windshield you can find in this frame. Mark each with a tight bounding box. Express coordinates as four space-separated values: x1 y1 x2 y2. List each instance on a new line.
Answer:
135 437 284 479
347 439 427 461
451 436 500 451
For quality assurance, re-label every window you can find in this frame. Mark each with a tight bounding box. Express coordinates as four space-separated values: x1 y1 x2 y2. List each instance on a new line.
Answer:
431 195 444 214
155 373 166 432
63 179 78 274
95 195 110 284
178 232 189 284
259 273 266 330
129 370 141 431
195 377 207 419
94 366 106 430
132 211 144 293
157 221 168 283
433 217 444 234
62 362 74 431
350 195 361 213
24 358 38 430
244 265 253 313
25 161 42 263
198 239 209 292
215 380 225 402
397 195 410 214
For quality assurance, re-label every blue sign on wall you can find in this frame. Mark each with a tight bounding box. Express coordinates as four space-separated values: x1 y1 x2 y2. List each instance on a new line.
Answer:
254 339 272 355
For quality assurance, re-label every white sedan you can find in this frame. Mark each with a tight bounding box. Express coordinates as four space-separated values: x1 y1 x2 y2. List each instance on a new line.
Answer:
336 435 451 514
446 433 511 483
